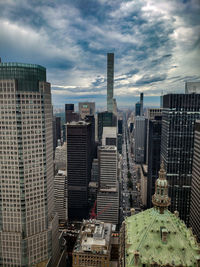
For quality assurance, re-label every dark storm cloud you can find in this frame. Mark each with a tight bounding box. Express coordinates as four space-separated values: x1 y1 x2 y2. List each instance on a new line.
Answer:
0 0 200 107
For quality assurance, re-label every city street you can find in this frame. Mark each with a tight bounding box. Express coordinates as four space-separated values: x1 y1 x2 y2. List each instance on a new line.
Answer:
120 113 142 224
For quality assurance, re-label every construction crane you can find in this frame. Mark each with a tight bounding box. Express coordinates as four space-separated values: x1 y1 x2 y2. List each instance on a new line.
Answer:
90 200 113 219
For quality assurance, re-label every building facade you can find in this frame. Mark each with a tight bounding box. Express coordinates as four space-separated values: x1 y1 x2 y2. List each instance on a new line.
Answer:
161 93 200 225
79 102 95 119
190 120 200 242
97 146 119 224
98 146 117 188
65 103 79 123
67 121 92 220
134 116 147 163
97 111 117 143
185 81 200 94
0 62 59 266
147 115 162 208
135 102 141 116
72 220 112 267
54 170 68 222
107 53 114 113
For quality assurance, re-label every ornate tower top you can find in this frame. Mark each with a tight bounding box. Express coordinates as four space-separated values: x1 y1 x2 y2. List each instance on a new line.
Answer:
152 161 171 213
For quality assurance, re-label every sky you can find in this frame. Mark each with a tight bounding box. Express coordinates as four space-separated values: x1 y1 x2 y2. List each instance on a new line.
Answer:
0 0 200 109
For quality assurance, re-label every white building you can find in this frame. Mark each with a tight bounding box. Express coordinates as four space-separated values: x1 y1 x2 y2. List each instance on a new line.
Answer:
54 170 68 222
97 186 119 225
102 126 117 146
98 146 118 188
55 142 67 171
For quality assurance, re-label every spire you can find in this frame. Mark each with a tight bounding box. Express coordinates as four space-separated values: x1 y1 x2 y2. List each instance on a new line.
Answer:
152 161 171 214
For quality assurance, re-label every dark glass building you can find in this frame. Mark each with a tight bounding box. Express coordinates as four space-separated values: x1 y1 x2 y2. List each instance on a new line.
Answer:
147 116 162 208
161 94 200 225
135 102 141 116
65 103 79 123
97 111 117 143
67 121 92 220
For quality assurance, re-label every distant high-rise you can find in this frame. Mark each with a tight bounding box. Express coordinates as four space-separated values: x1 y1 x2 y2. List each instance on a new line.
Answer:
190 120 200 242
161 94 200 225
79 102 95 119
185 81 200 94
53 116 61 150
0 62 59 266
97 111 117 143
140 92 144 116
67 121 92 220
107 53 114 112
134 117 147 163
65 103 79 123
135 102 141 116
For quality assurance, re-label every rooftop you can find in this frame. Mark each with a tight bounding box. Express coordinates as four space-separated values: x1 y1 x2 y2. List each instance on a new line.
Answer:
125 208 200 266
73 220 112 255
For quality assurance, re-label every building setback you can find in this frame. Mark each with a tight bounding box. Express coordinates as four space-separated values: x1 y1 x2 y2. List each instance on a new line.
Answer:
0 62 59 266
107 53 114 113
97 111 117 143
190 120 200 242
67 121 92 220
161 93 200 225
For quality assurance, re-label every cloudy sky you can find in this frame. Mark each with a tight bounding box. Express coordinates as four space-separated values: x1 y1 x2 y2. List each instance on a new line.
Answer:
0 0 200 109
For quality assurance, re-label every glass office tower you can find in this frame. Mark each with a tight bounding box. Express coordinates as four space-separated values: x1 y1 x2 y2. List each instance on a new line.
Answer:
161 93 200 225
0 62 59 266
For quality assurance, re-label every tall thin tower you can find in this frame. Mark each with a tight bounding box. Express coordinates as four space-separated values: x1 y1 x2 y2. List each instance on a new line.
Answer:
107 53 114 112
0 62 59 266
140 92 143 116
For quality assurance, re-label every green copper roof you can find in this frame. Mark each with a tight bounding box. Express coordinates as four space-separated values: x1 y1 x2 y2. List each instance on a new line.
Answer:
125 208 200 266
0 62 46 91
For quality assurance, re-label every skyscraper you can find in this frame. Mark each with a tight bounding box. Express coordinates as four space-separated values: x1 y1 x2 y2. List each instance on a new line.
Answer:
190 120 200 242
0 62 59 266
65 103 79 123
161 93 200 225
140 92 143 116
107 53 114 112
97 111 117 143
134 116 147 163
78 102 95 119
147 115 162 208
67 121 92 220
135 102 141 116
97 146 119 224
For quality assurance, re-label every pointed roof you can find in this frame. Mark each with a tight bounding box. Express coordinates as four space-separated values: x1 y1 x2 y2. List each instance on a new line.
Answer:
152 161 171 213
